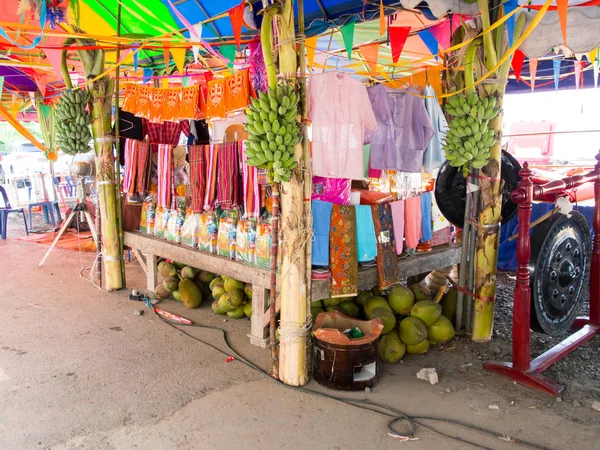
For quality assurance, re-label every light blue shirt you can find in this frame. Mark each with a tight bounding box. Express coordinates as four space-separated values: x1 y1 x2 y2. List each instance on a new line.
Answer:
423 85 448 173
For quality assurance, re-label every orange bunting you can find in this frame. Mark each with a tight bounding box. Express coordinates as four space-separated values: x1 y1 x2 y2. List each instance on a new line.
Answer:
228 1 246 49
359 42 380 75
206 78 227 119
379 0 386 36
556 0 569 45
225 69 251 112
529 58 538 92
122 83 202 123
306 36 318 68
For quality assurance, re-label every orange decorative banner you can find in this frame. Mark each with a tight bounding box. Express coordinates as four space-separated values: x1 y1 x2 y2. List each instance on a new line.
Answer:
556 0 569 45
306 36 318 68
206 79 227 119
228 1 246 49
379 0 385 36
359 42 380 75
226 69 251 112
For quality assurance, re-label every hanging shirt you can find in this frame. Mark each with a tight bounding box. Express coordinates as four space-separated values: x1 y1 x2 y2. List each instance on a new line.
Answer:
367 84 434 173
308 72 377 180
423 85 448 173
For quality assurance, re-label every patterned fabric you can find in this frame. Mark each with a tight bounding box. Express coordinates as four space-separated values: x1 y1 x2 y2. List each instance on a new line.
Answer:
145 120 190 153
189 145 206 213
216 142 240 209
206 78 227 119
241 142 260 217
404 195 422 249
309 72 377 180
248 40 268 93
225 69 251 113
203 145 218 210
330 204 358 297
157 144 173 208
123 138 138 196
135 140 150 196
371 203 401 290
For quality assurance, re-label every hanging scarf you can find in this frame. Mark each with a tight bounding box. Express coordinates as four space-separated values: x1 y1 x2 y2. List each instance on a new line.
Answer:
241 142 259 217
371 203 401 290
157 144 173 208
404 195 422 249
135 140 150 196
123 138 138 196
203 144 218 210
330 204 359 298
189 145 206 213
216 142 240 209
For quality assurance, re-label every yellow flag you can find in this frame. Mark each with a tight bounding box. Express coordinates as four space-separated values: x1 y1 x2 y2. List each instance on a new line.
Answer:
306 36 318 68
588 46 598 63
170 46 187 74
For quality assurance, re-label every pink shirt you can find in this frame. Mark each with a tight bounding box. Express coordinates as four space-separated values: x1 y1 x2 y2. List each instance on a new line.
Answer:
308 72 377 180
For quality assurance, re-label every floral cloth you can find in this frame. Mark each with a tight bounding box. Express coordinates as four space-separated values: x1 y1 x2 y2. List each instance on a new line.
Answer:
371 203 401 289
309 72 377 180
330 204 358 297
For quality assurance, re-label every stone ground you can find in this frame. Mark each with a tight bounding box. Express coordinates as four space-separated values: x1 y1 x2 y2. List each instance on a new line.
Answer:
1 213 599 450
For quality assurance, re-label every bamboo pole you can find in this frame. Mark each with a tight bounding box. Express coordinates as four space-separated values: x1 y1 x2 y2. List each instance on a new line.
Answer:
277 0 309 386
114 2 126 287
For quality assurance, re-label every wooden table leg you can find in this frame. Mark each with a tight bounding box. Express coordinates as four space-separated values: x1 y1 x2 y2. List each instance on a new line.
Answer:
146 253 158 291
249 286 270 348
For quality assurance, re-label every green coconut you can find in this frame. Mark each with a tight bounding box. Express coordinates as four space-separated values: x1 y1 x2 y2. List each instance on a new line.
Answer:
372 287 382 297
172 291 182 302
379 330 406 363
162 276 179 293
310 306 324 323
159 262 177 278
399 316 428 345
217 295 235 312
173 261 186 270
338 302 360 318
155 283 170 299
198 270 216 284
157 261 166 274
364 296 392 318
180 266 196 279
212 300 226 315
227 305 245 319
312 300 324 309
388 285 415 315
224 278 245 292
427 315 456 344
338 297 354 303
179 278 203 309
356 290 373 307
441 288 458 322
244 302 252 318
211 283 226 300
322 298 341 308
326 306 339 312
406 339 430 355
410 300 442 327
244 284 253 300
370 307 397 334
410 283 431 301
220 289 244 311
209 277 224 290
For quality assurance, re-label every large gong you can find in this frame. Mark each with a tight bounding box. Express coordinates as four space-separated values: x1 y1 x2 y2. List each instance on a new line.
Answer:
529 211 591 336
435 150 521 228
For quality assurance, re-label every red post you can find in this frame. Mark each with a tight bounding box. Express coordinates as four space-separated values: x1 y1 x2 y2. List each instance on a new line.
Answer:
590 152 600 324
511 163 533 372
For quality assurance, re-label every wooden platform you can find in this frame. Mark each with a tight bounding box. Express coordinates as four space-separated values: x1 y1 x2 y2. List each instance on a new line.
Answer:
124 231 462 348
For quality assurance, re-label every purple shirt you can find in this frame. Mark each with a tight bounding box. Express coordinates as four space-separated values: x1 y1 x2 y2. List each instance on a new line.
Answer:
366 84 434 173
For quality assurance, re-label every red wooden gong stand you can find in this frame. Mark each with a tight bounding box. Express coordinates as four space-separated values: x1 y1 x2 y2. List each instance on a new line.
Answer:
483 153 600 396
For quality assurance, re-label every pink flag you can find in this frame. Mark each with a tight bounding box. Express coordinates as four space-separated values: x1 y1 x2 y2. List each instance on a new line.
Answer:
529 58 538 92
430 20 451 50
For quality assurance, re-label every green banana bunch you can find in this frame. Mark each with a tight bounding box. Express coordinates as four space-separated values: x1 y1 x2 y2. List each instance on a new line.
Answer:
244 82 301 184
55 88 93 155
443 92 500 175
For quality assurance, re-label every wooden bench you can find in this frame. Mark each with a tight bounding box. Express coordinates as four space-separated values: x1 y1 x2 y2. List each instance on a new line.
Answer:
124 231 462 348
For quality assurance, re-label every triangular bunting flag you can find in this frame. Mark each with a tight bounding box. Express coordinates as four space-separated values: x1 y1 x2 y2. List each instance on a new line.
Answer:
359 42 380 75
306 36 318 68
574 61 584 89
43 49 63 77
451 14 463 35
556 0 568 45
340 19 356 60
511 50 525 82
143 68 153 84
418 29 440 60
429 20 451 50
552 59 561 91
162 78 168 89
594 61 599 89
529 58 538 92
220 45 237 70
379 0 386 36
389 27 410 63
229 1 245 49
192 23 202 63
34 74 48 96
131 43 140 72
171 45 187 73
118 47 132 64
504 0 518 47
588 46 598 64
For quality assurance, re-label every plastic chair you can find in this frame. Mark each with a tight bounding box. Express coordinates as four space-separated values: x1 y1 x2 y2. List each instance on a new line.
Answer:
0 185 29 239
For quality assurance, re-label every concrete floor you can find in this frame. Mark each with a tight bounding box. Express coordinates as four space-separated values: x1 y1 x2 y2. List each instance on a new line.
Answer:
1 232 599 450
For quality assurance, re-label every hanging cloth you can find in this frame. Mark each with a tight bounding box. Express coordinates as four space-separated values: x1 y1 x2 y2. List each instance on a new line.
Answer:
161 88 181 123
203 144 219 210
123 138 138 196
355 205 377 262
137 85 152 120
189 145 206 213
312 200 333 266
330 204 359 297
225 69 251 113
157 144 173 208
371 203 401 290
206 79 227 119
116 109 144 166
404 195 422 249
148 87 166 123
122 84 138 114
423 85 448 173
135 140 150 196
241 142 260 217
216 142 240 209
420 192 433 242
180 85 199 119
390 200 405 255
